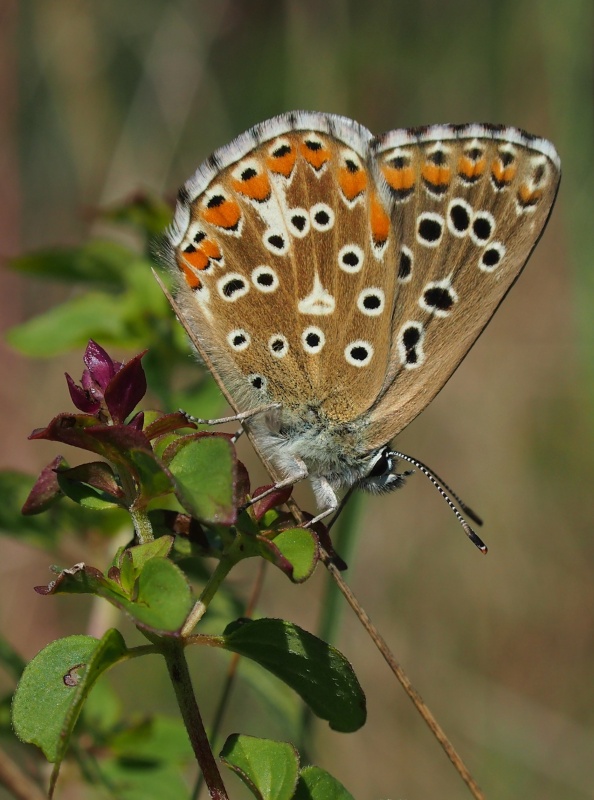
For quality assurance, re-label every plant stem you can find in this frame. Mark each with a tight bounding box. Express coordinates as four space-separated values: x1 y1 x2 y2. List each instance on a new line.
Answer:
130 507 154 543
162 640 228 800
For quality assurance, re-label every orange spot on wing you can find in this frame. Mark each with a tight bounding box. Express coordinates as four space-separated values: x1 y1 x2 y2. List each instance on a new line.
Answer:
370 193 390 245
180 261 202 290
491 159 517 186
421 163 451 187
202 199 242 229
382 164 415 191
232 172 271 201
267 149 296 176
200 238 222 260
518 184 542 206
183 248 209 271
458 156 486 180
301 142 331 170
338 167 368 199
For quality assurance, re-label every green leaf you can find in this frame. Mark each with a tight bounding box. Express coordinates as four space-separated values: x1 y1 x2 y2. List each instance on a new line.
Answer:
220 734 299 800
221 619 366 733
294 766 355 800
6 241 131 286
37 558 193 635
6 292 134 357
269 528 318 582
166 435 237 525
130 557 194 633
12 630 127 766
128 447 173 503
57 472 123 510
127 536 174 571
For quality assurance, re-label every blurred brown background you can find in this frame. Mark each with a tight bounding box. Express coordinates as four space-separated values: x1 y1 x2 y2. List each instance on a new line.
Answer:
1 1 593 798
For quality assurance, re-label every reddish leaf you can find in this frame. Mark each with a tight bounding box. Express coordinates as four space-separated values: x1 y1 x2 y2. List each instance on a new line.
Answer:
21 456 68 515
103 349 147 423
251 483 293 521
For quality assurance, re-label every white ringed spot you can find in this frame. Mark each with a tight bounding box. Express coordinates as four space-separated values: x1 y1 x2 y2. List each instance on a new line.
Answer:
479 242 506 272
263 229 290 255
398 321 426 368
447 198 473 237
227 329 251 352
419 278 458 317
338 244 364 273
416 212 444 247
470 210 495 246
268 334 289 358
301 326 325 354
345 340 374 367
357 288 385 317
248 374 267 392
251 265 279 293
217 273 249 302
287 208 310 238
310 203 335 231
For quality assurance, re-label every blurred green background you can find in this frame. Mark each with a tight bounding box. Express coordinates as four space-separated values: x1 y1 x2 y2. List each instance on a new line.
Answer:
1 1 593 798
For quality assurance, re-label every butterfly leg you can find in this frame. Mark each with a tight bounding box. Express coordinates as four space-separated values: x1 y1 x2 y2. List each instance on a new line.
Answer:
180 403 281 427
240 458 309 512
302 476 339 528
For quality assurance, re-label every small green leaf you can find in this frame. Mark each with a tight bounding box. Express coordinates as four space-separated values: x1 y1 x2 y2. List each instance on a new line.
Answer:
294 766 355 800
220 734 299 800
128 447 173 503
127 536 174 572
221 619 366 733
56 473 123 510
166 435 237 525
270 528 318 582
131 557 194 633
12 631 127 765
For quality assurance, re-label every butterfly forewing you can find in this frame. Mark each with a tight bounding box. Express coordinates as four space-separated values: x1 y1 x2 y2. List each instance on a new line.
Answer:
361 126 561 449
170 117 399 421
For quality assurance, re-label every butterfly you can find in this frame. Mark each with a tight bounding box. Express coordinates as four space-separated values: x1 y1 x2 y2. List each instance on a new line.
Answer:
161 111 560 549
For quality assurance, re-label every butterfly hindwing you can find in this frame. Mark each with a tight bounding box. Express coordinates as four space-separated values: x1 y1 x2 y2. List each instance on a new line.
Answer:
362 125 561 449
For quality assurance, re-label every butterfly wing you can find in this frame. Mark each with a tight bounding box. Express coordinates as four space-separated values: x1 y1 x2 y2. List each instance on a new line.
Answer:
164 112 400 422
361 124 561 451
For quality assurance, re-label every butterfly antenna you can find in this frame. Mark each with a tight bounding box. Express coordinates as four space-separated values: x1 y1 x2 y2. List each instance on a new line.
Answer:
390 450 488 554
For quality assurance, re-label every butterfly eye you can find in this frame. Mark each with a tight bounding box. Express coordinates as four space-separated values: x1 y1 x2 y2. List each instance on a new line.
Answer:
367 448 393 478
